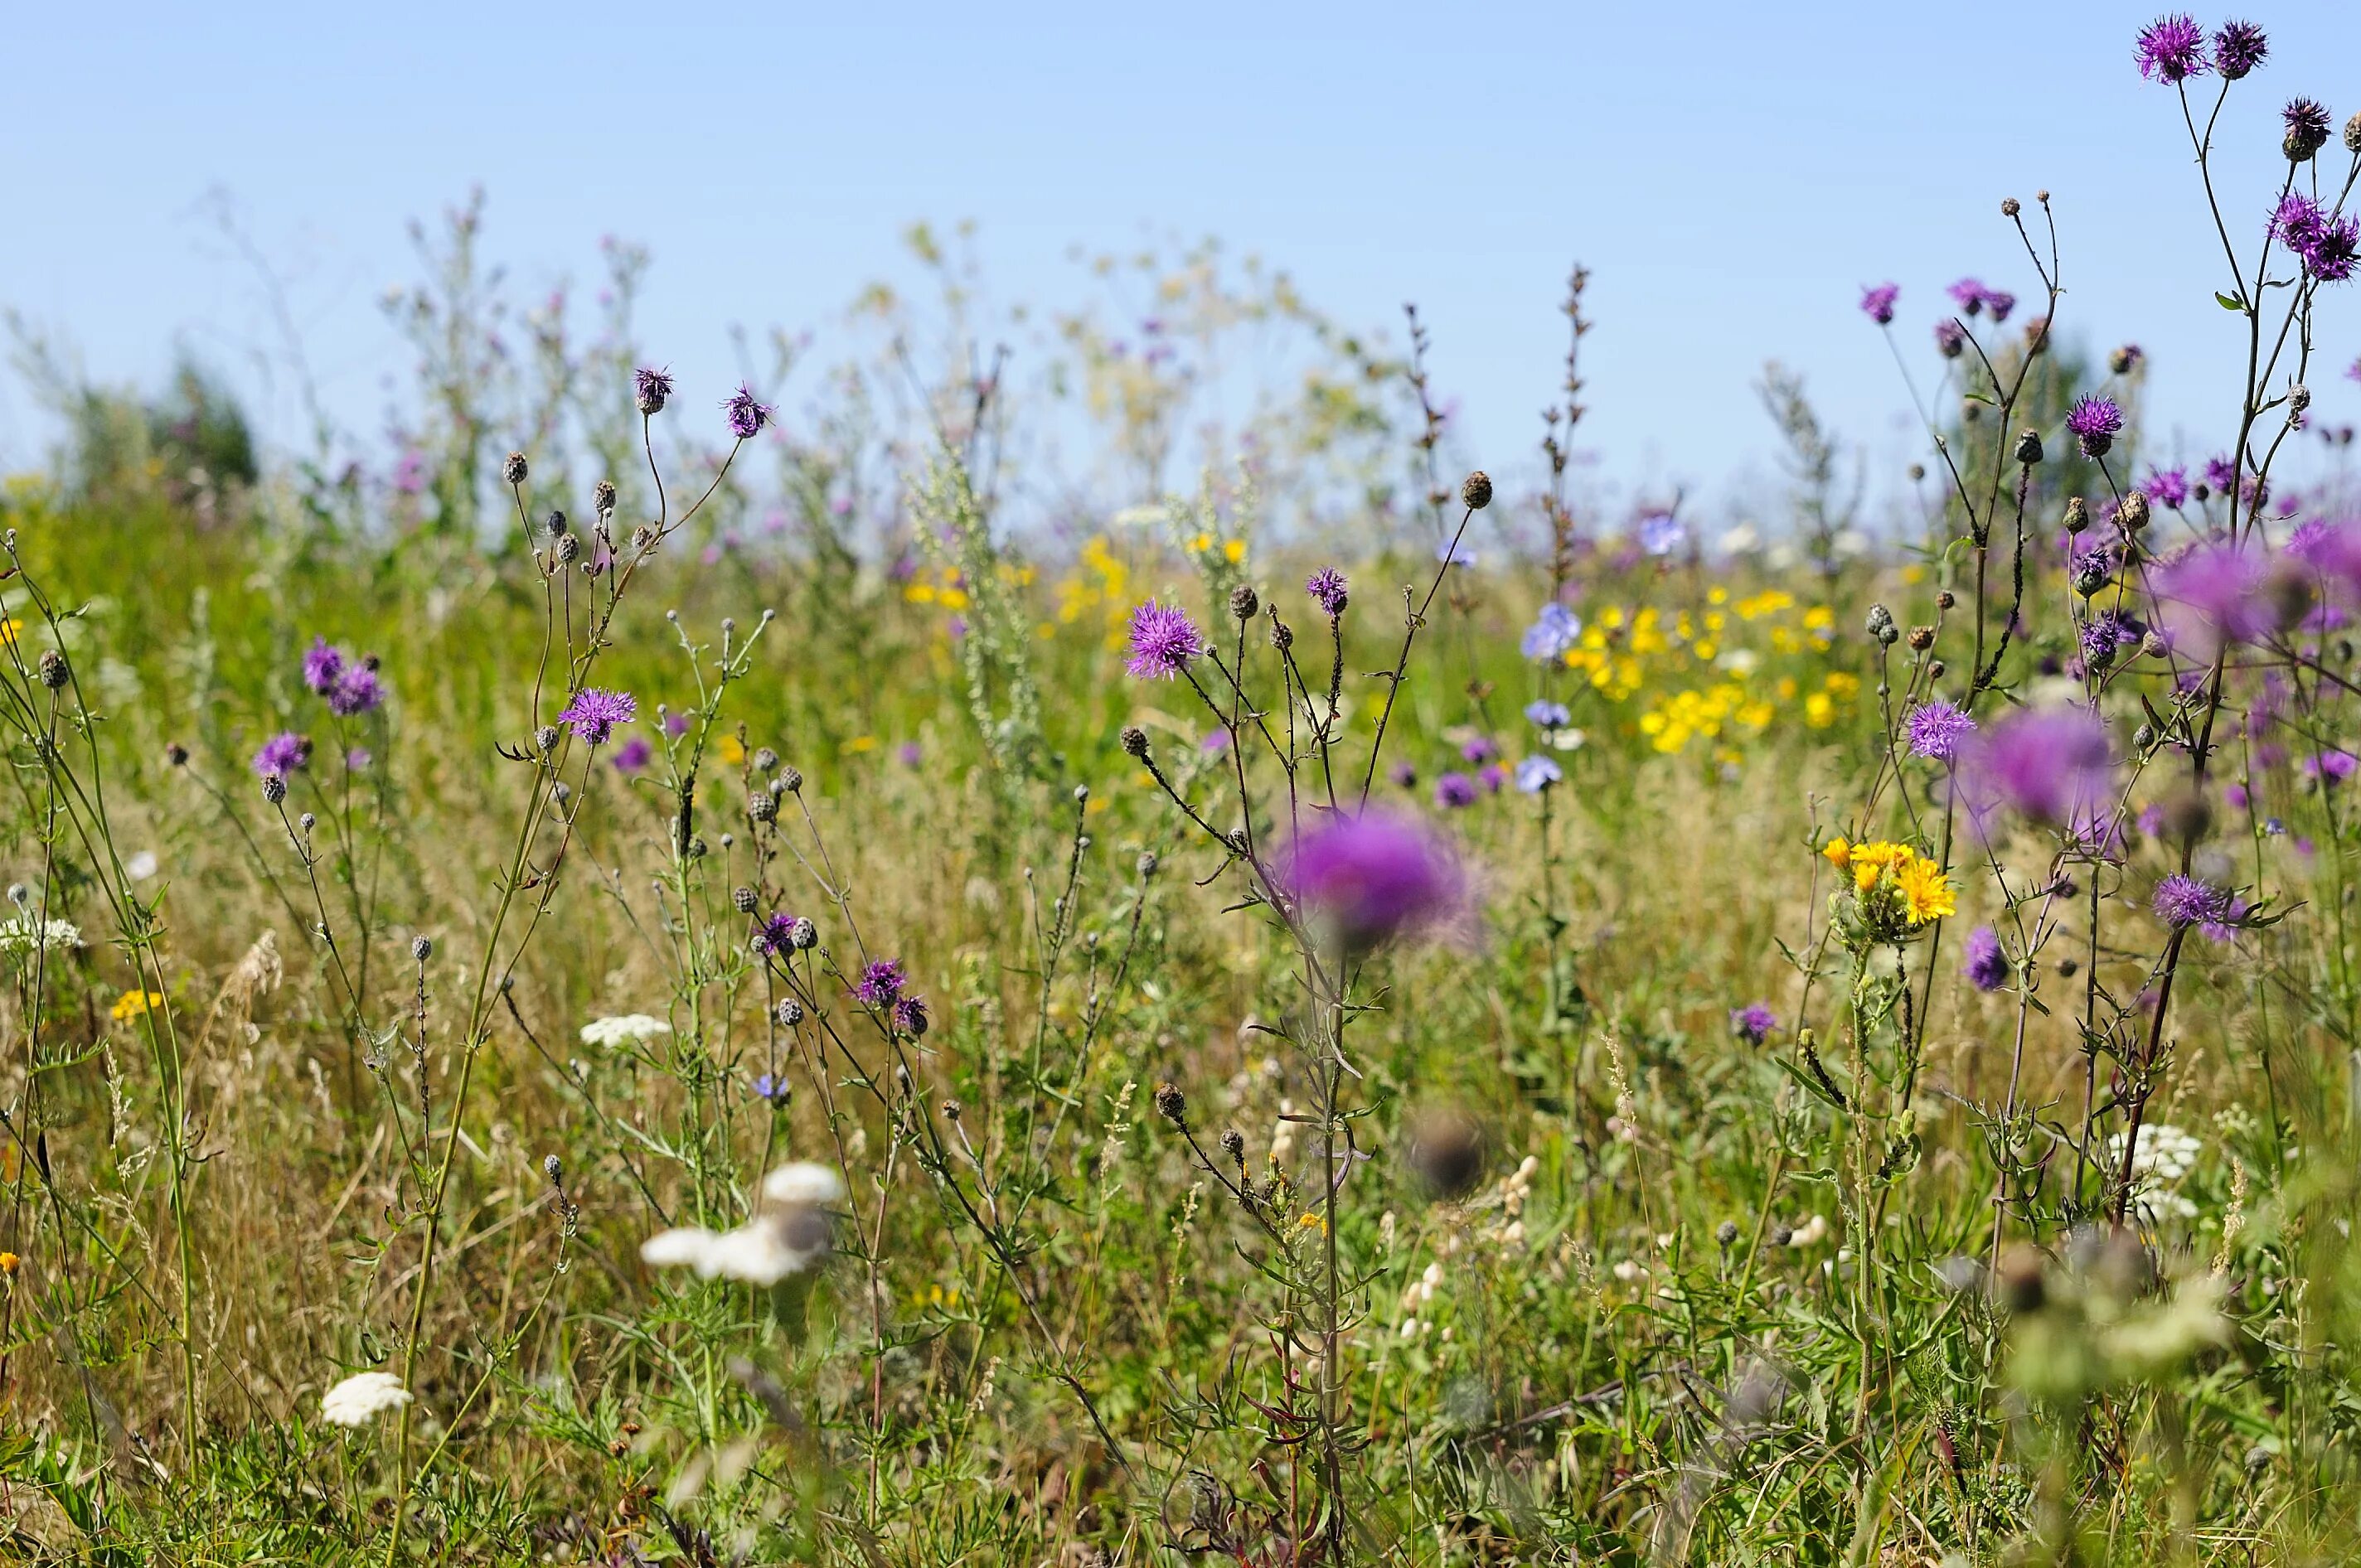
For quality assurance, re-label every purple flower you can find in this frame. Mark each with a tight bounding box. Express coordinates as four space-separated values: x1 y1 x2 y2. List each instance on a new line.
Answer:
1947 277 1989 315
1637 513 1687 557
722 384 773 439
1433 772 1478 809
302 638 345 694
2212 20 2267 79
327 662 383 718
1520 603 1583 661
2304 216 2359 284
750 1072 791 1106
1388 761 1418 789
1956 706 2114 840
2155 874 2240 939
2151 542 2283 655
1277 812 1464 950
253 731 312 777
2284 97 2332 157
1200 728 1232 757
1859 283 1899 325
890 995 930 1038
2067 396 2124 458
1964 926 2009 992
2135 14 2208 83
661 711 690 738
2145 465 2190 508
1125 599 1206 680
2080 611 2141 673
1461 736 1498 765
557 687 638 745
1728 1004 1777 1047
612 737 653 773
856 959 906 1009
2273 193 2329 259
751 912 799 957
1515 755 1562 793
1306 567 1349 619
1525 699 1572 729
2301 748 2358 786
1905 699 1976 762
895 740 924 767
633 367 673 414
1934 317 1967 358
1477 763 1506 794
347 748 372 771
1981 289 2016 324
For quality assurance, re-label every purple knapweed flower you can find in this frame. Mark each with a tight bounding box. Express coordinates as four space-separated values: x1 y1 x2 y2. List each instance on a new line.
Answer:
2155 874 2241 939
2145 465 2190 509
2302 748 2358 787
1125 599 1206 680
1934 318 1967 358
1277 811 1464 950
1306 567 1349 619
2135 14 2208 83
1478 763 1506 793
2212 20 2267 79
2303 215 2359 284
2150 541 2282 655
1461 736 1498 764
1947 278 1989 315
1521 603 1583 661
1981 289 2017 324
327 662 383 718
750 912 799 957
1956 706 2114 840
612 737 653 774
2284 97 2332 156
1860 283 1899 325
1200 728 1232 757
891 995 930 1038
1525 699 1572 730
1728 1004 1776 1047
896 740 924 767
2067 396 2125 458
661 711 690 738
1515 755 1563 793
856 959 905 1009
557 687 638 745
1388 761 1418 789
253 731 312 777
633 367 674 414
722 383 773 439
1964 925 2010 991
1433 772 1478 809
1905 699 1976 762
347 748 372 771
2079 611 2140 671
302 638 344 694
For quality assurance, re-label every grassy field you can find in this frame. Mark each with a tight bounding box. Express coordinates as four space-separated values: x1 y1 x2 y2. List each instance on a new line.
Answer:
2 19 2361 1565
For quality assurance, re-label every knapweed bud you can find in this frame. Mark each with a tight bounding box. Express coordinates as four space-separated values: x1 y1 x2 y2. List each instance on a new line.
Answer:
779 767 803 793
633 367 672 415
2063 496 2089 534
1229 583 1259 621
593 479 618 515
1927 660 1945 679
1219 1129 1246 1162
774 998 804 1027
1269 617 1294 652
2109 344 2143 375
2013 429 2043 465
1715 1219 1740 1246
545 509 569 539
748 790 778 824
261 772 288 805
1864 604 1898 647
298 811 317 833
36 651 67 690
164 742 189 767
411 935 434 961
2115 491 2151 533
732 886 759 913
1136 851 1159 878
2284 97 2332 161
555 534 580 564
2347 113 2361 154
502 452 529 485
1153 1081 1187 1125
2000 196 2019 218
2290 384 2312 418
1120 725 1151 759
753 747 778 772
2140 630 2169 661
1936 589 1957 610
1907 625 1936 652
787 917 817 951
1460 471 1493 511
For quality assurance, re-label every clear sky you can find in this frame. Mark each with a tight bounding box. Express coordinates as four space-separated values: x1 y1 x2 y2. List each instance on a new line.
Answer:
8 2 2361 524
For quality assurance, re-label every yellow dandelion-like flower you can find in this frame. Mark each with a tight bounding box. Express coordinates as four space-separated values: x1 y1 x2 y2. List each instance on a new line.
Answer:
1897 857 1957 925
1821 837 1852 869
718 735 746 766
111 989 163 1023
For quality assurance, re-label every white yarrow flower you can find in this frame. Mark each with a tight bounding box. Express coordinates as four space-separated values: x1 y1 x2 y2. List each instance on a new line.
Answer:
320 1371 412 1427
2106 1122 2203 1218
579 1014 672 1048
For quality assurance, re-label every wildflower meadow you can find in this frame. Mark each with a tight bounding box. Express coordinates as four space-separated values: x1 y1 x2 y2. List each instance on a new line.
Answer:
6 13 2361 1564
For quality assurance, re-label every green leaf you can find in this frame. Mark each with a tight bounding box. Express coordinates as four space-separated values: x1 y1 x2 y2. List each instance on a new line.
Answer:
2217 291 2247 312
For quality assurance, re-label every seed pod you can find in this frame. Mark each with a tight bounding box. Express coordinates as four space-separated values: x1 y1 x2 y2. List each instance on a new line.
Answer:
502 452 529 485
1460 471 1493 511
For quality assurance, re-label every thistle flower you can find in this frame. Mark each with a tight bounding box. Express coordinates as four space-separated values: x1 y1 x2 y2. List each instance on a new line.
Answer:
557 687 638 745
320 1371 412 1428
1277 812 1464 951
1515 755 1562 793
2211 20 2267 80
326 662 383 718
1433 772 1478 809
750 912 800 956
2283 97 2333 160
2155 874 2241 939
1859 283 1898 325
1125 599 1206 680
1305 567 1349 619
2067 396 2124 458
633 366 673 414
2134 14 2208 83
2145 465 2190 508
1947 277 1989 315
612 736 653 773
856 959 906 1009
2079 611 2140 671
253 732 312 777
1728 1004 1776 1046
1905 699 1976 762
1520 603 1582 662
890 995 930 1037
1934 318 1966 358
1963 925 2009 991
301 638 345 694
1956 707 2115 840
722 383 773 439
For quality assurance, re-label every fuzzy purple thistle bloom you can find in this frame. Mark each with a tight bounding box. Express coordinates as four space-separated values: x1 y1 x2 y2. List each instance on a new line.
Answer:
2151 542 2277 654
557 687 638 745
1728 1004 1777 1047
1981 289 2016 324
253 731 312 777
1946 277 1988 315
1306 567 1349 619
2135 14 2208 83
2304 216 2359 284
2273 193 2329 255
2145 466 2190 509
2079 611 2140 670
1963 925 2009 992
890 995 930 1038
327 662 384 717
1859 283 1899 325
722 383 773 439
1278 812 1464 950
1125 599 1206 680
1478 762 1506 794
1957 706 2114 839
2067 396 2125 458
2155 874 2240 939
302 638 345 694
1461 736 1498 764
751 912 798 956
1934 318 1967 358
2212 20 2267 79
633 367 673 413
2284 97 2332 152
1433 772 1478 809
612 736 653 773
856 959 906 1009
1388 761 1418 789
1905 699 1976 762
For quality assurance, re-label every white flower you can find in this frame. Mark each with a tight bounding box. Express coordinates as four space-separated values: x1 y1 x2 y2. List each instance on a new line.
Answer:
579 1014 671 1048
761 1162 846 1207
2106 1123 2203 1217
1787 1213 1830 1248
320 1371 412 1427
0 915 82 954
641 1217 822 1285
639 1227 717 1269
124 851 159 883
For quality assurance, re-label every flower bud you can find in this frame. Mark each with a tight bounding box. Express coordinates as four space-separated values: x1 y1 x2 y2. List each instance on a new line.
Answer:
1460 471 1493 511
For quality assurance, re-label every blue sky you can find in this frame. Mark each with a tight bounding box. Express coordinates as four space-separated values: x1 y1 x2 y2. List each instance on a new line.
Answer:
8 2 2360 523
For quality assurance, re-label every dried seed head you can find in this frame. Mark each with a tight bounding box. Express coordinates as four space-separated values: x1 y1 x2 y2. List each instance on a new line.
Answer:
36 651 67 690
1153 1081 1187 1125
2014 428 2043 465
732 886 759 913
2000 196 2019 217
752 747 778 772
774 998 804 1027
1219 1129 1246 1161
593 479 617 515
545 509 569 539
1229 583 1259 621
1120 725 1151 759
261 772 288 805
1907 625 1936 652
1460 471 1493 511
411 935 434 961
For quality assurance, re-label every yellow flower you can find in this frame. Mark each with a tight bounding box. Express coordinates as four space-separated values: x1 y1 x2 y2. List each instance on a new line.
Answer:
1897 857 1957 925
1297 1212 1327 1234
0 1251 17 1276
1822 836 1852 869
1223 539 1246 564
844 735 878 754
111 989 162 1023
718 735 746 766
